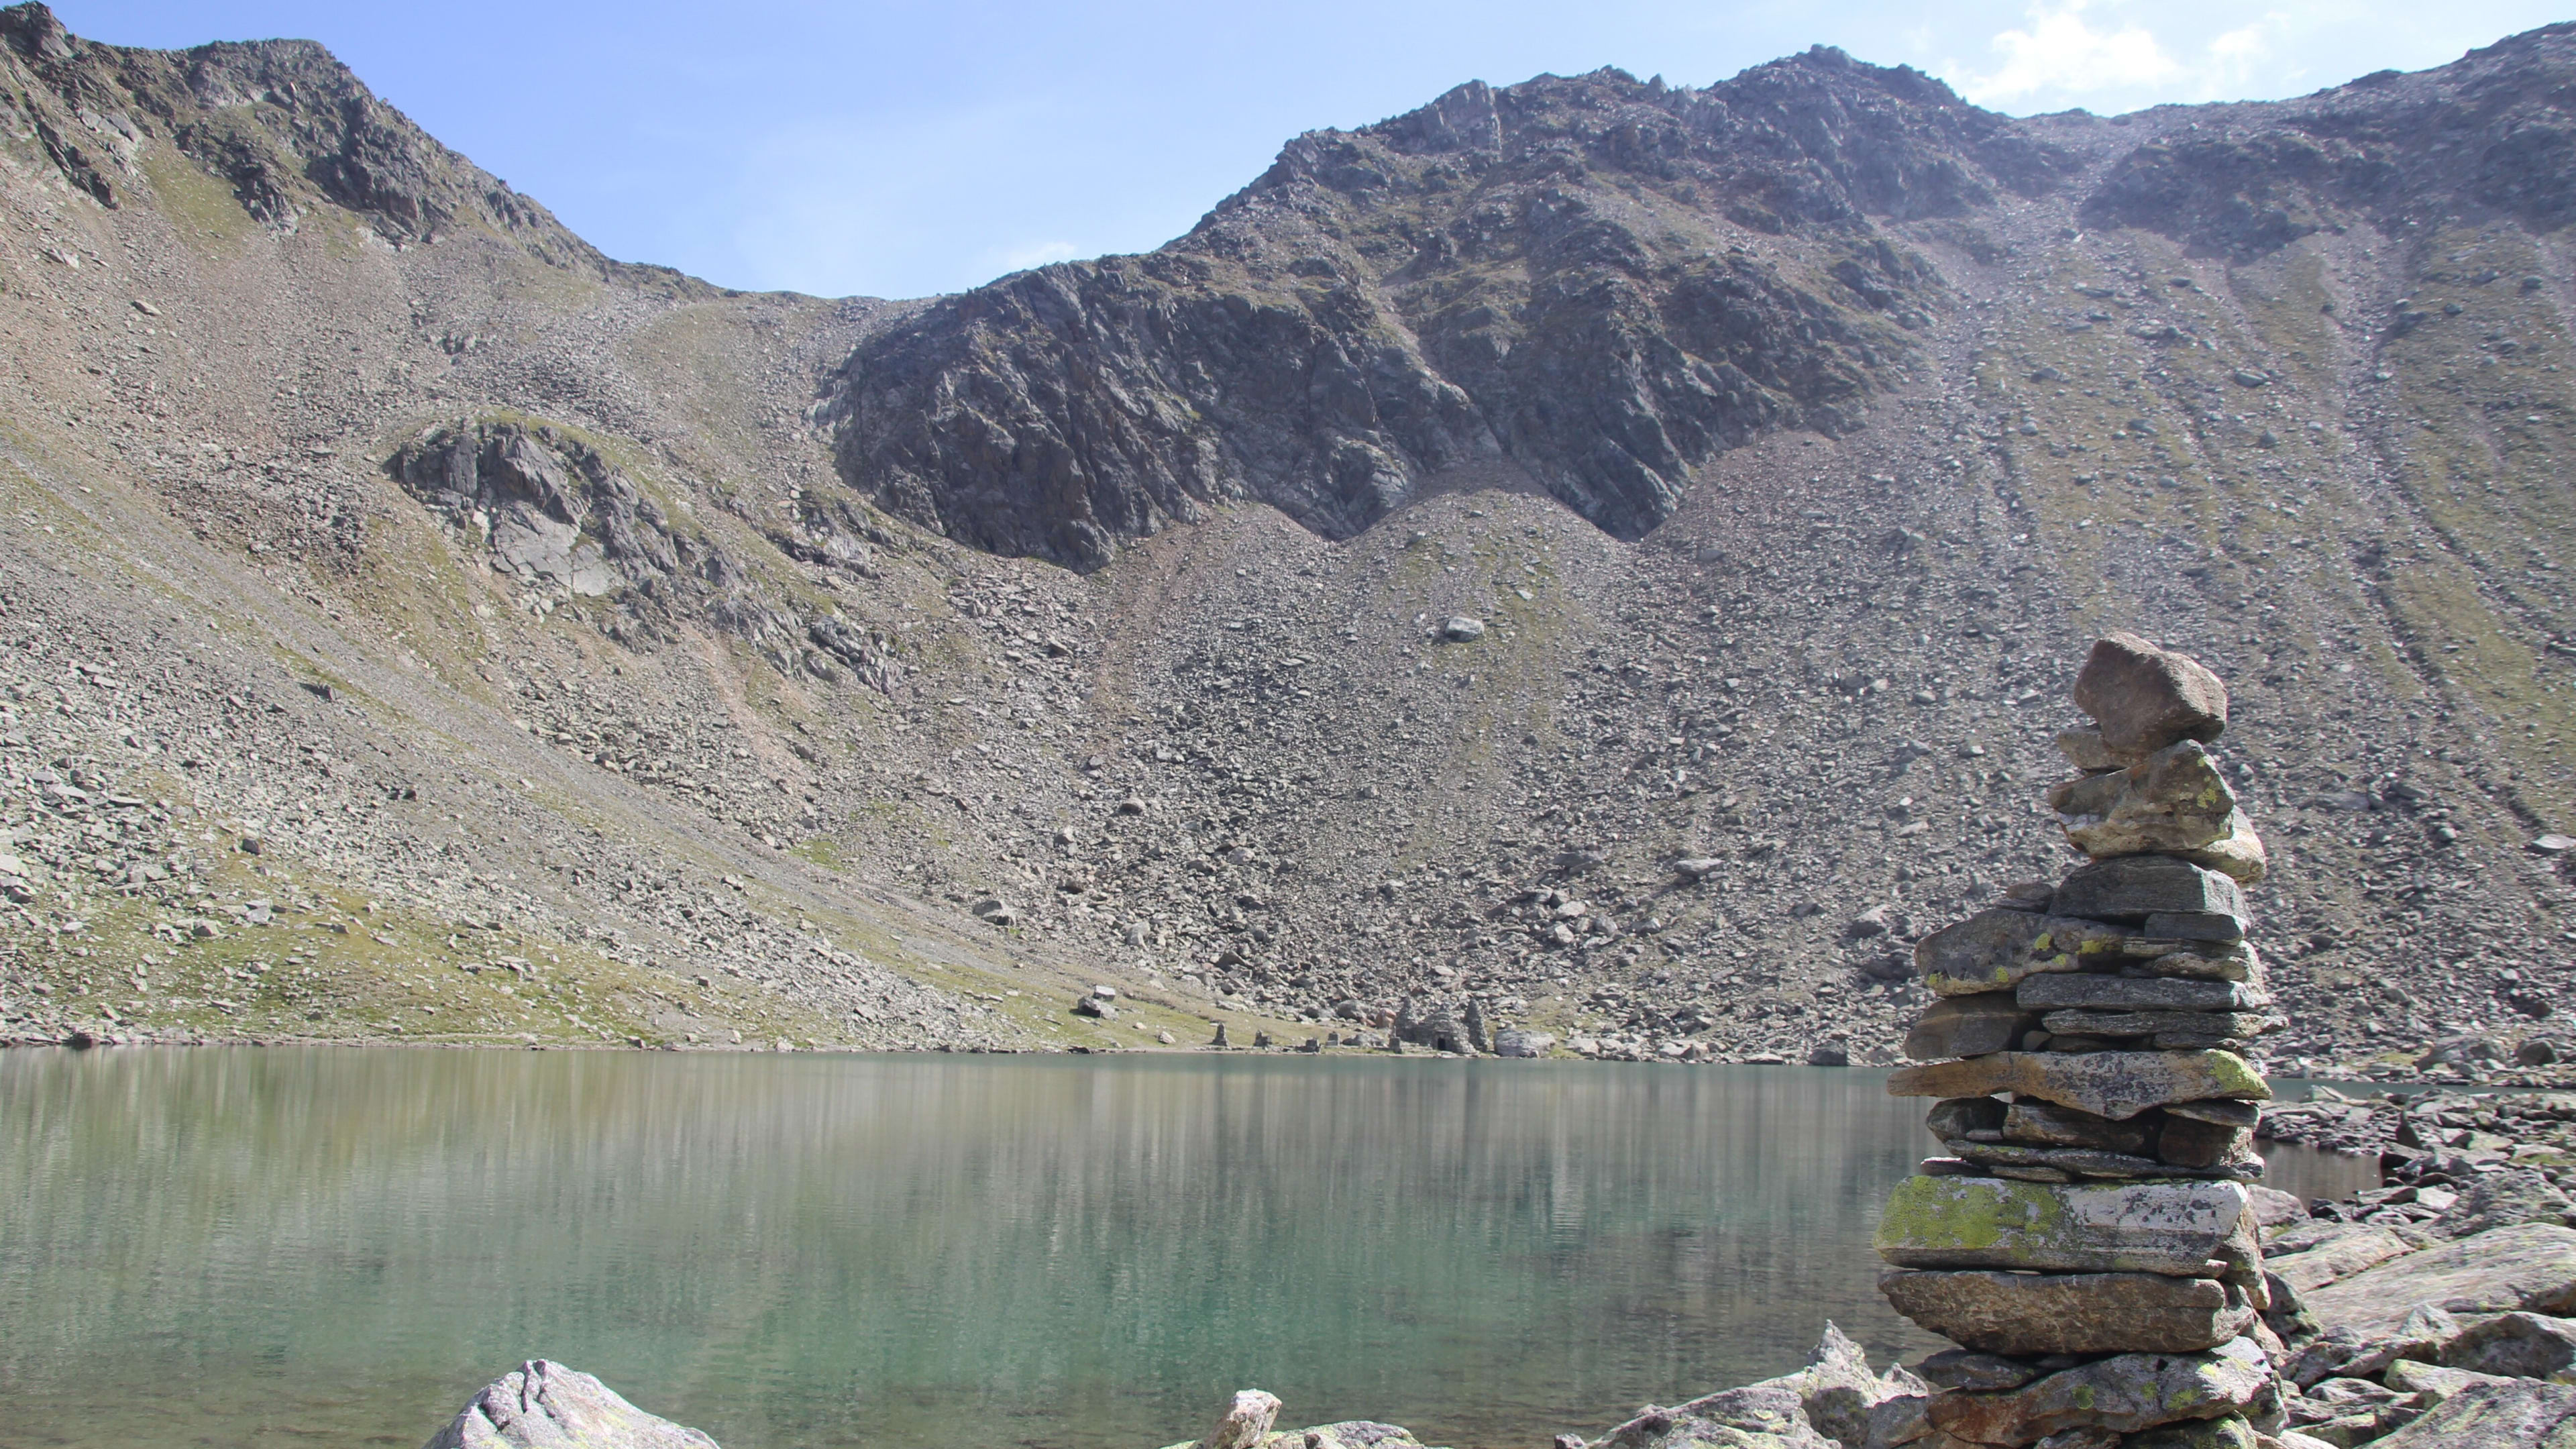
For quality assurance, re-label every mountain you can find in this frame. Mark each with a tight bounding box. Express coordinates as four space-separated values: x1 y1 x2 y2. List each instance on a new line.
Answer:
1 1 2570 1071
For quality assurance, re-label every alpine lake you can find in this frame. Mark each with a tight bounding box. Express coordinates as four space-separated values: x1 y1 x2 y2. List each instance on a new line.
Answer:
0 1049 2375 1449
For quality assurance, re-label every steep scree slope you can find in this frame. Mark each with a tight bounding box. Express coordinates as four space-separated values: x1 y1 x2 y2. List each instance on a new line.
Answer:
1 2 2573 1069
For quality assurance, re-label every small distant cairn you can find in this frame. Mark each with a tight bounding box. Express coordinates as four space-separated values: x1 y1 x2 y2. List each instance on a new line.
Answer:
1877 635 2292 1447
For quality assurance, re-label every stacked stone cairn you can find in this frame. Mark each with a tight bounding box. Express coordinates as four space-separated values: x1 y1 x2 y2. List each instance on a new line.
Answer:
1876 635 2295 1449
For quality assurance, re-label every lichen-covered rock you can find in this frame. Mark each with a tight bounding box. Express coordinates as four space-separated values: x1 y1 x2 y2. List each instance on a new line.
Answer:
2367 1377 2576 1446
1203 1390 1285 1449
2047 741 2265 883
1913 910 2132 996
1886 1051 2269 1122
2443 1310 2576 1381
1878 1268 2257 1354
421 1360 718 1449
1874 1175 2254 1277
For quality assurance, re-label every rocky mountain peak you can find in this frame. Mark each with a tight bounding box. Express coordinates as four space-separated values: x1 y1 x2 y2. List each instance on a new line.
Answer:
0 1 694 283
821 53 2025 571
0 2 74 63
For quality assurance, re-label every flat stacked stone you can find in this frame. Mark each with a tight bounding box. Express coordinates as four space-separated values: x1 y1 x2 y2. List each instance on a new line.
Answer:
1876 635 2292 1448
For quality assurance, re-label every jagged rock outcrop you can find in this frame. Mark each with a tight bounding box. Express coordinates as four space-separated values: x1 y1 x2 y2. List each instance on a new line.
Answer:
820 51 2070 568
393 422 690 598
1 0 694 282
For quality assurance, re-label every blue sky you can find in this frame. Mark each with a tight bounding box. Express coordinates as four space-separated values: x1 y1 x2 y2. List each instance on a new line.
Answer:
59 1 2574 300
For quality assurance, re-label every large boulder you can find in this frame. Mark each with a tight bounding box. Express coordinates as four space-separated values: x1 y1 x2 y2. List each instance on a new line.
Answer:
2268 1227 2416 1295
1878 1268 2256 1354
1589 1383 1836 1449
2431 1169 2575 1239
2282 1304 2463 1389
2072 633 2229 758
2301 1224 2576 1338
1764 1324 1882 1448
1886 1050 2267 1122
1874 1176 2254 1277
2444 1311 2576 1381
2367 1377 2576 1446
1923 1338 2270 1446
1201 1391 1284 1449
421 1361 718 1449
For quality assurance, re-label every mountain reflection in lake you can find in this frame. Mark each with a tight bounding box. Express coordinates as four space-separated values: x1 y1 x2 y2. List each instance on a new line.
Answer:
0 1049 2372 1449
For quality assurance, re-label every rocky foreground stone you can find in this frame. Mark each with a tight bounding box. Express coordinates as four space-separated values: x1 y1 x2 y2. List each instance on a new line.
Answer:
423 1360 717 1449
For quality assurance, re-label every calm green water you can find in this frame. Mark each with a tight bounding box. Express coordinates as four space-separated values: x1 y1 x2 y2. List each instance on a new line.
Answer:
0 1050 2373 1449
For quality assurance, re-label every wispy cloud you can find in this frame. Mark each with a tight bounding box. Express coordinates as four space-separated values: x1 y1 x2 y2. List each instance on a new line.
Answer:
1960 0 2180 105
993 240 1080 274
1950 1 2299 112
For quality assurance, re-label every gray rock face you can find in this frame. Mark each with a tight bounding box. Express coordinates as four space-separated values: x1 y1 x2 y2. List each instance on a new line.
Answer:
2015 975 2267 1013
2267 1226 2417 1294
2300 1224 2576 1338
1903 992 2037 1060
2432 1168 2576 1238
2034 1008 2280 1051
2048 856 2245 932
2444 1310 2576 1381
421 1360 718 1449
2368 1377 2576 1446
1879 1269 2257 1354
390 423 706 606
2071 633 2229 759
816 56 2052 568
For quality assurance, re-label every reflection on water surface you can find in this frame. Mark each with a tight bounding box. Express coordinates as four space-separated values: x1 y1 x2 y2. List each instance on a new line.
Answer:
0 1049 2372 1449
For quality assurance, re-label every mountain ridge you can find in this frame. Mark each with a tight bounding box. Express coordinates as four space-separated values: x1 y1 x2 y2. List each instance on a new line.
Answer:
0 1 2571 1075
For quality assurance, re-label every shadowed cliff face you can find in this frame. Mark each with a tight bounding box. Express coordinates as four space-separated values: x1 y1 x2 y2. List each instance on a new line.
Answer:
820 52 2074 570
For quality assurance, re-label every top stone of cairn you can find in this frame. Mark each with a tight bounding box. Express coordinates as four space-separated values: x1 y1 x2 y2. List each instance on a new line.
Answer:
2074 633 2229 759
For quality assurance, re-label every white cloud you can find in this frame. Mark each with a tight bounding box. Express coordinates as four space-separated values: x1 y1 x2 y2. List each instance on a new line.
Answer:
1947 1 2310 112
991 240 1080 274
1958 0 2182 106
